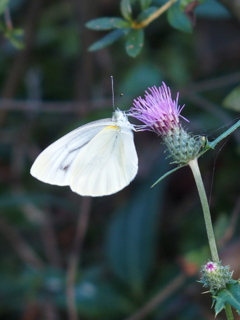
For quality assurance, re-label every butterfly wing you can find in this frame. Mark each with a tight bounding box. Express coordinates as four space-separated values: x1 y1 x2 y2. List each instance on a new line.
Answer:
30 118 113 186
69 124 138 196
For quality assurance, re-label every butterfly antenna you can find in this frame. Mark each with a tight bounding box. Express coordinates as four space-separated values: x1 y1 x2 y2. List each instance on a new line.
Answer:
111 75 115 110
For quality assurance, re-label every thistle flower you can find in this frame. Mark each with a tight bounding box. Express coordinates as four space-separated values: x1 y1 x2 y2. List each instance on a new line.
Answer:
200 261 233 290
129 83 205 165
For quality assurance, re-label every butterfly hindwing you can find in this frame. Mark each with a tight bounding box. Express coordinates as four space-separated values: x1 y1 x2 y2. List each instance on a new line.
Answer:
69 124 138 196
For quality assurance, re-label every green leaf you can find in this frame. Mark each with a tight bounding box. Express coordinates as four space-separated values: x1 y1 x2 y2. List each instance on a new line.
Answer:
120 0 132 20
180 0 206 10
125 28 144 57
152 118 240 186
137 6 158 23
151 165 185 187
223 85 240 112
167 3 193 33
207 120 240 150
88 29 128 51
3 27 24 49
85 17 130 30
140 0 152 10
213 281 240 315
0 0 9 15
105 159 169 296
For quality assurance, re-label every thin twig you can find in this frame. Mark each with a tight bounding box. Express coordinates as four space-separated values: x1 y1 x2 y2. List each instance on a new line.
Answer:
124 273 186 320
0 98 114 113
182 72 240 94
133 0 178 28
0 215 44 269
66 197 92 320
187 93 240 145
23 203 62 268
4 7 13 30
1 0 44 99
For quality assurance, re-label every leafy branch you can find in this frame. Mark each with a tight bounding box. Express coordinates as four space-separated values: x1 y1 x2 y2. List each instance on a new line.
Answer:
0 1 24 49
85 0 199 57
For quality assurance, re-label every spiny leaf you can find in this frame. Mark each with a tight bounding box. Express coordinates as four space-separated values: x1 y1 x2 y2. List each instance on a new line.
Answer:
88 29 129 52
213 281 240 316
86 17 130 30
125 28 144 57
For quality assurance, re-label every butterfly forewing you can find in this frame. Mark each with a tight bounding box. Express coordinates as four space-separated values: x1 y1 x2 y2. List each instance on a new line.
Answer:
30 118 112 186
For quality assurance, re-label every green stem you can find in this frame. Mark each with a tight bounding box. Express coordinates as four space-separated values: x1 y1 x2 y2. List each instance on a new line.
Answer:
188 158 234 320
132 0 178 28
188 158 219 262
225 304 234 320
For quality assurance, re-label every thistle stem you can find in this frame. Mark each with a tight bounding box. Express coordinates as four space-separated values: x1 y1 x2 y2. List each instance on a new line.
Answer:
188 158 219 262
225 304 234 320
188 158 234 320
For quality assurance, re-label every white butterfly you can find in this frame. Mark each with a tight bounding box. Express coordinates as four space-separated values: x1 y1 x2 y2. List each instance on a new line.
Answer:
30 109 138 197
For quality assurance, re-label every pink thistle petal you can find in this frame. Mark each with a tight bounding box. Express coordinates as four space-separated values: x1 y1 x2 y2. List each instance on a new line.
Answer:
129 82 188 135
205 262 218 273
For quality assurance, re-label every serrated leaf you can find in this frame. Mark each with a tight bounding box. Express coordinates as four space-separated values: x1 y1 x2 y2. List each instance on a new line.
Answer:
125 28 144 57
120 0 132 20
167 3 193 33
137 6 158 23
140 0 152 10
88 29 128 51
213 281 240 315
223 85 240 112
85 17 130 30
0 0 9 15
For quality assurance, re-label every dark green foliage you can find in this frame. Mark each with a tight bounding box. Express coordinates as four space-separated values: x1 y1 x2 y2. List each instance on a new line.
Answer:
0 0 9 15
213 281 240 316
0 0 239 319
167 2 193 33
120 0 133 21
125 28 144 57
140 0 152 10
86 17 130 30
88 29 129 51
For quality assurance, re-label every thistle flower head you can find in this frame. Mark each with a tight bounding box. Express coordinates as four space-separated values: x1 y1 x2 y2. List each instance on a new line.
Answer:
129 82 187 135
200 261 233 290
129 83 205 165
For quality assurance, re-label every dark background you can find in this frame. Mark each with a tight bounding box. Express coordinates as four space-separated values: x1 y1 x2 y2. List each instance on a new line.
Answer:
0 0 240 319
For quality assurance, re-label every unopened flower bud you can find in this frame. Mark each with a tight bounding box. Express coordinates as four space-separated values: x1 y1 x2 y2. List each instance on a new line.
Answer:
200 261 233 290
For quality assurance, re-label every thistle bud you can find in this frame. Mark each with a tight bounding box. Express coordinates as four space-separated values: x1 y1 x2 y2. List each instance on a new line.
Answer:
200 261 233 290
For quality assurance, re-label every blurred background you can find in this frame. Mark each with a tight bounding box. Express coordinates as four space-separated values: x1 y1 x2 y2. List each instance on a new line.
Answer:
0 0 240 319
